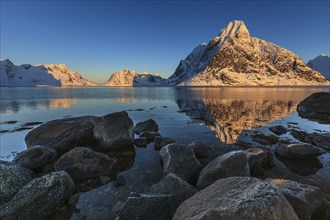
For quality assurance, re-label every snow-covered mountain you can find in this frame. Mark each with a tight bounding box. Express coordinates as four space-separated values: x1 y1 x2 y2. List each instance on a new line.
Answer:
307 54 330 80
0 59 98 87
103 69 166 86
167 20 329 86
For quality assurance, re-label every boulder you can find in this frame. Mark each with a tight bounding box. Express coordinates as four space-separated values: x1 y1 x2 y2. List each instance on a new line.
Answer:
139 131 161 142
25 116 96 154
297 92 330 124
291 130 330 151
0 171 75 220
13 145 57 170
275 143 325 159
187 141 210 159
93 111 134 151
134 137 148 147
251 133 279 145
134 119 159 135
245 148 274 176
160 144 201 183
0 162 35 205
54 147 117 181
196 150 250 189
173 177 298 220
269 125 288 135
118 193 177 220
154 136 176 150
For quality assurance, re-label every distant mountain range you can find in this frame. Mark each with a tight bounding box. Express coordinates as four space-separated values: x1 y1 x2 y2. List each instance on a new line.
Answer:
1 20 329 87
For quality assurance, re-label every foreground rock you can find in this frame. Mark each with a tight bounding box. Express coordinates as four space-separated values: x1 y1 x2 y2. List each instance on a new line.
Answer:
267 178 322 220
275 143 325 159
0 171 75 220
0 162 35 205
245 148 274 176
173 177 298 220
118 193 177 220
269 125 288 135
54 147 117 181
297 92 330 123
154 136 176 150
25 116 96 154
134 119 159 135
160 144 201 183
291 129 330 151
197 150 250 189
187 141 210 159
93 111 134 151
13 145 57 170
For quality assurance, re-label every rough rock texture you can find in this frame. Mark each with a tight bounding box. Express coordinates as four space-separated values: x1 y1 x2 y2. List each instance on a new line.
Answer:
25 116 97 154
0 171 75 220
139 131 161 142
297 92 330 123
160 144 201 183
269 125 288 135
93 111 134 151
173 177 298 220
134 137 148 147
13 145 57 170
245 148 274 176
134 119 159 135
268 178 322 220
291 130 330 151
187 141 210 158
118 193 177 220
197 150 250 189
154 136 176 150
0 162 35 205
251 133 279 145
275 143 325 159
54 147 117 181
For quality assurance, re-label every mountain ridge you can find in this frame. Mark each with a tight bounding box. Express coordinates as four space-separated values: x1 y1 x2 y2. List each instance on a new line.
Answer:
307 54 330 80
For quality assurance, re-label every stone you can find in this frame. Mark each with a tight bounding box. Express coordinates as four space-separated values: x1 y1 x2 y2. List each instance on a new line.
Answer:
251 133 279 145
25 116 97 154
134 119 159 135
291 130 330 151
134 137 148 147
160 144 201 183
154 136 176 150
173 177 298 220
0 162 35 205
139 131 161 142
13 145 57 170
196 150 250 189
297 92 330 124
187 141 210 158
0 171 75 220
275 142 325 159
269 125 288 135
54 147 117 181
245 148 274 176
93 111 134 151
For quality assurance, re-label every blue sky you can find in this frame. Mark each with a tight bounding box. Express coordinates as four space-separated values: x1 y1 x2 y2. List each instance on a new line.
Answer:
1 0 329 83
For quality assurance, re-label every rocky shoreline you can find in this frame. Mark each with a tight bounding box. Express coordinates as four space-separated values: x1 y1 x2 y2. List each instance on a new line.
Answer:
1 92 330 219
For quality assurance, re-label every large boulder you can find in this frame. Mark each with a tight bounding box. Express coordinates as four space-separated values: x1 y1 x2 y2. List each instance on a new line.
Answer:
267 178 322 220
25 116 97 154
154 136 176 150
275 143 325 159
297 92 330 124
134 119 159 135
173 177 298 220
13 145 57 171
160 144 201 183
187 141 210 159
0 162 35 205
93 111 134 151
245 148 274 176
54 147 117 181
0 171 75 220
196 150 250 189
291 129 330 151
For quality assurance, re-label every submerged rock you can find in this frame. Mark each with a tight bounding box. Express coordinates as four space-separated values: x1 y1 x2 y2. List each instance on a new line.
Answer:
269 125 288 135
275 143 325 159
139 131 161 142
187 141 210 159
251 133 279 145
154 136 176 150
134 119 159 135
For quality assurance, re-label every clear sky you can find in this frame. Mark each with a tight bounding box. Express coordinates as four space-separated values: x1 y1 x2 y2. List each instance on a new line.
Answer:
1 0 329 83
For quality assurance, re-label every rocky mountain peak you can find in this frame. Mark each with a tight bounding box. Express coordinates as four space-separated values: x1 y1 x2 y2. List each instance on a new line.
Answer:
218 20 250 40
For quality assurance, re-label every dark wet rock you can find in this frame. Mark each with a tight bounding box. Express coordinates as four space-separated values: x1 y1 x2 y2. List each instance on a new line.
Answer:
267 178 322 220
251 133 279 145
150 173 197 204
114 175 126 188
173 177 298 220
0 171 75 220
0 129 10 134
187 141 210 159
0 162 35 205
12 126 34 132
297 92 330 124
13 145 57 170
154 136 176 150
139 131 161 142
291 129 330 151
25 116 97 154
68 193 81 206
22 121 43 126
196 150 250 189
134 119 159 135
134 137 148 147
54 147 117 181
245 148 274 176
275 143 325 159
269 125 288 135
1 120 18 124
93 111 134 151
118 192 177 220
276 156 323 176
160 144 201 183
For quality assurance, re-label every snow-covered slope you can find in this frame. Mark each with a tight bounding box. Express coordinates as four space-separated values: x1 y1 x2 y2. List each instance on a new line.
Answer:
0 59 98 87
307 54 330 80
167 20 329 86
103 69 165 86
